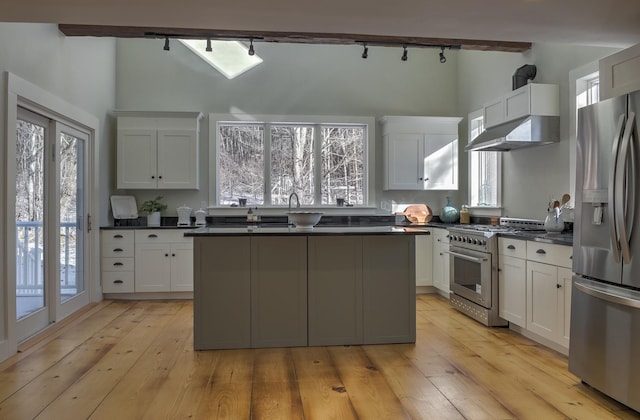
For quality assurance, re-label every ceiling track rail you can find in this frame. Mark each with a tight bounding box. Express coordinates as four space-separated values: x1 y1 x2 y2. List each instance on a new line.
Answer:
58 24 531 53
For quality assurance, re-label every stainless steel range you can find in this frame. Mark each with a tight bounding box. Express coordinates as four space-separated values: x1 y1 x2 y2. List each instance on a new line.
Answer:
447 218 545 327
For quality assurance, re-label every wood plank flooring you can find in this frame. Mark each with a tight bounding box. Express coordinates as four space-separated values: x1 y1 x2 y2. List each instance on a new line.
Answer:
0 294 638 419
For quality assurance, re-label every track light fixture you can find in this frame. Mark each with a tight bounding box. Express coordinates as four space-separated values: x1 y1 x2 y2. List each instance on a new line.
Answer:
206 38 212 52
439 46 446 63
248 38 255 56
361 43 368 59
401 45 408 61
163 36 170 51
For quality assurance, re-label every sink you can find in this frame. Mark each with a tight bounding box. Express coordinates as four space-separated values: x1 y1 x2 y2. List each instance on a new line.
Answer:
287 211 323 229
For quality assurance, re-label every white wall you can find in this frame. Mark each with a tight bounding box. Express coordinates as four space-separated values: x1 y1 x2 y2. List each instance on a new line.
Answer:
0 23 116 360
114 39 463 216
457 43 619 219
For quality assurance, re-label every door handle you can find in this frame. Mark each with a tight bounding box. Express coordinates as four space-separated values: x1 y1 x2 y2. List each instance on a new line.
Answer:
446 251 487 263
608 114 626 263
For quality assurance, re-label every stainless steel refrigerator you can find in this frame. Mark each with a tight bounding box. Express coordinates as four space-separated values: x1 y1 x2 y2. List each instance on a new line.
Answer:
570 89 640 412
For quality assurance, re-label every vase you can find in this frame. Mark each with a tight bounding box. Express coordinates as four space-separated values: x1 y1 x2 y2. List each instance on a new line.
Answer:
440 196 460 223
147 211 161 227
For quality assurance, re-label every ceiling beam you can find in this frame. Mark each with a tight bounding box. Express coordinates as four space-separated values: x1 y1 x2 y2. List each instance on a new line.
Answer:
58 24 531 53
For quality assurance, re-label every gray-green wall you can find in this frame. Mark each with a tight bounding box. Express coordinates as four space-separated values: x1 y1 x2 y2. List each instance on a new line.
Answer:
114 38 619 220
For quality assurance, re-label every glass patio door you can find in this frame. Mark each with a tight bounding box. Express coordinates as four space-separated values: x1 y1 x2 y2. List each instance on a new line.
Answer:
15 108 90 342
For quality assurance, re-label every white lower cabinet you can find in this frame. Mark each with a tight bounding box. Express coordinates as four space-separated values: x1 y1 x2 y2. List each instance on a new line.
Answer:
524 242 573 349
101 230 135 293
415 230 433 287
135 230 193 292
432 228 450 295
498 238 572 351
498 238 527 328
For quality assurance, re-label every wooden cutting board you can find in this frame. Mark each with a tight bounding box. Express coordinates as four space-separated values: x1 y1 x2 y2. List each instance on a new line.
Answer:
403 204 433 223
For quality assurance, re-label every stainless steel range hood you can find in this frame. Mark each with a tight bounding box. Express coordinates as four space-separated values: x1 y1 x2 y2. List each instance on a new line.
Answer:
465 115 560 152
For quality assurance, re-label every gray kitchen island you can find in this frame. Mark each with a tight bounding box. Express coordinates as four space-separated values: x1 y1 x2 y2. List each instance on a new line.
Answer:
185 226 428 350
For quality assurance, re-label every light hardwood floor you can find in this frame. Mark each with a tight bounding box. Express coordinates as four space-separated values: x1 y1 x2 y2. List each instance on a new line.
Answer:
0 294 638 419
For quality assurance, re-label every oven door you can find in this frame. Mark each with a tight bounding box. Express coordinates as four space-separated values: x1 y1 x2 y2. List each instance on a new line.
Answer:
448 245 492 308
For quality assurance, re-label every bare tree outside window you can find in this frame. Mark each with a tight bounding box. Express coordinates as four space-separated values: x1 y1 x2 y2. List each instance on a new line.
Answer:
271 125 314 205
321 126 365 205
217 120 367 206
218 124 264 205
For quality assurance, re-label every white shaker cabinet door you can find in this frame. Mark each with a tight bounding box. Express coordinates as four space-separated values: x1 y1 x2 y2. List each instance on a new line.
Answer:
157 130 199 189
117 129 157 189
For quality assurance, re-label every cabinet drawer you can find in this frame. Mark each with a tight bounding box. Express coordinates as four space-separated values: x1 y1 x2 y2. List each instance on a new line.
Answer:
102 257 135 272
135 229 192 244
102 271 135 293
102 242 134 258
526 242 572 268
499 237 527 259
101 230 134 243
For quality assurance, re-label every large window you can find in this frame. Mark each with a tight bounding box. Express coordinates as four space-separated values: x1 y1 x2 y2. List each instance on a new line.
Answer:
468 110 501 208
214 116 369 207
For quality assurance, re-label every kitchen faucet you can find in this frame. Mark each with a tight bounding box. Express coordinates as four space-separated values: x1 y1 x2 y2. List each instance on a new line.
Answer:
288 192 300 212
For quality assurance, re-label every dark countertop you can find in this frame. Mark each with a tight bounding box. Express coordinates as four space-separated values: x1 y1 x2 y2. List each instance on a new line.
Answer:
184 226 431 236
498 231 573 246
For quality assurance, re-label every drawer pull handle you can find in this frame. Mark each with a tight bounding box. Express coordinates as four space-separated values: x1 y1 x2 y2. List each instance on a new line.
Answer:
113 262 123 266
113 248 123 252
507 245 516 250
114 234 123 238
113 280 123 284
536 249 546 254
148 234 158 238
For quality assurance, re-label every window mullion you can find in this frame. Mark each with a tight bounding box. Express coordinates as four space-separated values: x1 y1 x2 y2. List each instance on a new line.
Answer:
264 123 272 205
314 124 322 205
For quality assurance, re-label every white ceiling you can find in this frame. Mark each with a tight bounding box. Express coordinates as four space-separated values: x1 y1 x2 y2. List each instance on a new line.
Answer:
3 0 640 48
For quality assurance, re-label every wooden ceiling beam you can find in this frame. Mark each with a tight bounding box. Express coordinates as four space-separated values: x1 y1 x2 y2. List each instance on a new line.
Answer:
58 24 531 53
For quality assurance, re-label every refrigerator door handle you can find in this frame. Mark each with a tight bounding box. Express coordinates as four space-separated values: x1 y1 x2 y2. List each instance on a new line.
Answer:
575 280 640 309
616 112 637 264
609 114 626 263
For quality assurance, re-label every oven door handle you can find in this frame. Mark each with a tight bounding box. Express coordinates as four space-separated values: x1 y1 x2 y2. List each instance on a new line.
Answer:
446 251 488 263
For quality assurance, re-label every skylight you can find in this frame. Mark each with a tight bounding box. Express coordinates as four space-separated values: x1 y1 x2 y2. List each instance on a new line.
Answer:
178 39 263 79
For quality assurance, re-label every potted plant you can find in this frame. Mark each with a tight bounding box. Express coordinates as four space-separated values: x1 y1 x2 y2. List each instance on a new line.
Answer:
140 196 168 227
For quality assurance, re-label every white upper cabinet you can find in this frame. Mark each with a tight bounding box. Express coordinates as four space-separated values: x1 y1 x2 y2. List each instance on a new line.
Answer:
116 111 203 189
380 116 462 190
600 43 640 100
483 83 559 129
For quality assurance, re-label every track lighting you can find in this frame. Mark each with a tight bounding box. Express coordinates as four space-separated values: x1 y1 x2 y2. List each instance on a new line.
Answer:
163 37 170 51
206 38 212 52
401 45 408 61
361 43 368 59
439 46 446 63
248 38 255 56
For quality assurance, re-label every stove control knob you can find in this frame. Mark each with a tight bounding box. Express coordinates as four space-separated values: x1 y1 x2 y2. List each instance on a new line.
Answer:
471 238 478 244
479 239 486 246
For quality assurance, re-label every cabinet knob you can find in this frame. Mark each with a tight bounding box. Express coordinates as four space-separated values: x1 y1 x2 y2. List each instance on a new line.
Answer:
498 268 502 272
507 245 516 250
419 177 423 181
151 175 156 179
536 249 546 254
158 175 163 179
556 284 562 288
165 253 169 257
172 253 176 257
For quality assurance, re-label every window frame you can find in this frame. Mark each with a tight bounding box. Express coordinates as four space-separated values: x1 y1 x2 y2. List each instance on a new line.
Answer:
209 114 375 208
467 109 502 215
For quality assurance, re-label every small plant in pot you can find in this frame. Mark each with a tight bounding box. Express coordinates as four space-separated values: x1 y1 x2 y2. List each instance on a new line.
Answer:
140 196 168 227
